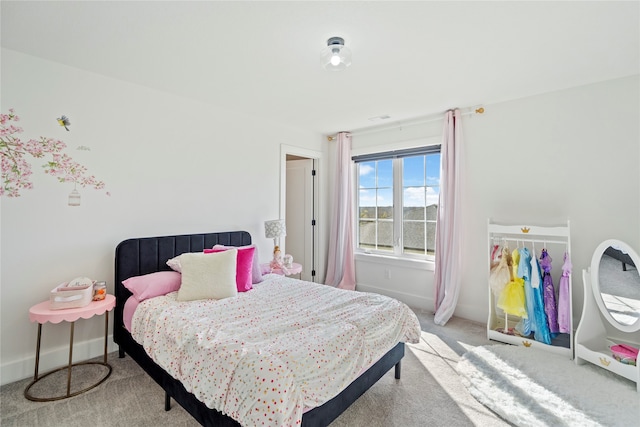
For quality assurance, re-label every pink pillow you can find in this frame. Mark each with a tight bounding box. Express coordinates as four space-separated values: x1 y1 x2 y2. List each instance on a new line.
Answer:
204 246 255 292
212 244 263 284
122 271 182 301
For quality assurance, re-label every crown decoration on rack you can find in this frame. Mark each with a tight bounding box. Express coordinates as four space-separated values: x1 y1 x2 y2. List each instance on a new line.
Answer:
521 227 531 233
599 358 611 367
522 341 532 347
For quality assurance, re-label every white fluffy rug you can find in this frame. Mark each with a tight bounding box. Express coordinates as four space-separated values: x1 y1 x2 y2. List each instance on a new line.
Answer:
457 345 639 427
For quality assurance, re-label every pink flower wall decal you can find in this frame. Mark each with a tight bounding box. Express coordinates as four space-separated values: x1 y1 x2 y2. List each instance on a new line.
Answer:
1 109 107 197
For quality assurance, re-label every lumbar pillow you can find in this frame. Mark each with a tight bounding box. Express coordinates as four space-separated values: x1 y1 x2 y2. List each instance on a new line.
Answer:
176 249 238 301
204 245 256 292
122 271 182 301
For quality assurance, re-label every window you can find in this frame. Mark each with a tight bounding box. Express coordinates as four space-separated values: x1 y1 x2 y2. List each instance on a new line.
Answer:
354 146 441 258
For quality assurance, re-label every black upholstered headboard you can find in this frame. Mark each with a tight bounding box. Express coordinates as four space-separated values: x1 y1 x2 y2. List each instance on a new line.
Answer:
113 231 251 345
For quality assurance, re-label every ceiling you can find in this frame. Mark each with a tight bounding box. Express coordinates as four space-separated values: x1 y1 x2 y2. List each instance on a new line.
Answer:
2 1 638 135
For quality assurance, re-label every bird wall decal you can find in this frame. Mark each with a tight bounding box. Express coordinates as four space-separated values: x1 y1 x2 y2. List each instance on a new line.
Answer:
57 115 70 131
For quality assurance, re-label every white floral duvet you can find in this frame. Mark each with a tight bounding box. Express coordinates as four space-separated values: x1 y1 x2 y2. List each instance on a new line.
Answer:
131 274 421 427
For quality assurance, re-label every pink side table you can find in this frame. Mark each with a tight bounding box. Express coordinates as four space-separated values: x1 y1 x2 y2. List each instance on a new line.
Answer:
24 294 115 401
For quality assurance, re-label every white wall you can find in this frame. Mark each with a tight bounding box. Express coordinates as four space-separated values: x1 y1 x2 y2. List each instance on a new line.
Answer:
354 75 640 326
0 49 325 385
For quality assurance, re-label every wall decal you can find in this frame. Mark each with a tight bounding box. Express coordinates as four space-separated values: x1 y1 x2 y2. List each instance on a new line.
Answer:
1 109 107 198
57 115 70 131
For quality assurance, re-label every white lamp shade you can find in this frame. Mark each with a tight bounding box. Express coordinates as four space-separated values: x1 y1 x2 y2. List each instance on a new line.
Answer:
265 219 286 239
321 37 352 71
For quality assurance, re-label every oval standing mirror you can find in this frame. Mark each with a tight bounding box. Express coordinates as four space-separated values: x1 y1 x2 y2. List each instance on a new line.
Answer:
591 239 640 332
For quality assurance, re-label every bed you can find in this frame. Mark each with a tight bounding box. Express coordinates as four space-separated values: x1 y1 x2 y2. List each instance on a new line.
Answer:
114 231 420 426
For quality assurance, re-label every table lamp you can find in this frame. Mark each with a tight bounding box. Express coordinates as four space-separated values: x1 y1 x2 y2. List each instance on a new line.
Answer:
264 219 286 260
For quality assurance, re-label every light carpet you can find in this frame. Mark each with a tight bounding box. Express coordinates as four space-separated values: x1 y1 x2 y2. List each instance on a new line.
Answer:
457 345 640 427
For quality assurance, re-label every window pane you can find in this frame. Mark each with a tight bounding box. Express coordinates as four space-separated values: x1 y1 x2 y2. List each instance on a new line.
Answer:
426 221 437 255
359 207 375 219
358 220 376 249
426 204 438 221
404 204 424 221
403 156 425 186
403 221 425 254
403 187 425 211
378 220 394 251
377 188 393 218
377 159 393 187
359 189 376 217
358 161 376 188
427 186 439 210
426 154 441 186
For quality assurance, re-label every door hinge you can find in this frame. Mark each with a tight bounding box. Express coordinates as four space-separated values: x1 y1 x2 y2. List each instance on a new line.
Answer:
311 169 316 176
311 270 316 277
311 219 316 226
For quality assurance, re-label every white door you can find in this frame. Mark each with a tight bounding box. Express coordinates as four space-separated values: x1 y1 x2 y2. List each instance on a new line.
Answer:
286 159 314 281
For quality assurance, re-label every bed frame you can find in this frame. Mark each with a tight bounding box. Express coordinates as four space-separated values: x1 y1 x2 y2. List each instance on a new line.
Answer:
114 231 405 427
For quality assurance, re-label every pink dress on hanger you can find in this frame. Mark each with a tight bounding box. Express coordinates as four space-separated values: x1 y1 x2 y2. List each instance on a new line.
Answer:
557 251 572 333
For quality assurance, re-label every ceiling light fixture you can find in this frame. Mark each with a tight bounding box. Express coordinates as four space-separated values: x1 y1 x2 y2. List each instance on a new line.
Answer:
321 36 352 71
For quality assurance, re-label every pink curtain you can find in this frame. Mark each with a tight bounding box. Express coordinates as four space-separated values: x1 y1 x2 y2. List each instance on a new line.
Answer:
434 109 463 325
325 132 356 290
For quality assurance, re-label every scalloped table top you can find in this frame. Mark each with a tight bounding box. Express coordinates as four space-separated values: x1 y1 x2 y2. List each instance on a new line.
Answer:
29 294 115 324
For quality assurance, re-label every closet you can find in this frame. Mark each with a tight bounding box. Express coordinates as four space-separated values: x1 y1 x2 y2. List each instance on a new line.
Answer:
487 220 573 358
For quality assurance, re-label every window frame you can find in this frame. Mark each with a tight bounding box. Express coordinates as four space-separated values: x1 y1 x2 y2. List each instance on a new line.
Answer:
353 143 441 261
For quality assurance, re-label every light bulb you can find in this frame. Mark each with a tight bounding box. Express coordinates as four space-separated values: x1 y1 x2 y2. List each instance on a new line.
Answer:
329 46 342 66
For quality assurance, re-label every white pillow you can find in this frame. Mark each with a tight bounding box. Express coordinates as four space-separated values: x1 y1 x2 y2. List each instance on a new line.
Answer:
176 249 238 301
166 255 182 273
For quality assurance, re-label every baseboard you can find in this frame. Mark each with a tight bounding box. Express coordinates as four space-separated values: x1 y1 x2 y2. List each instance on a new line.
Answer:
1 335 119 386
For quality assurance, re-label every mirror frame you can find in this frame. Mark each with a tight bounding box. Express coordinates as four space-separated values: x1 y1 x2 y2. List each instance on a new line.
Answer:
591 239 640 333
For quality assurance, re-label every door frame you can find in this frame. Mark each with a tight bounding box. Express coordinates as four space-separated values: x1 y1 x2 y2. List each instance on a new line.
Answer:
280 144 322 282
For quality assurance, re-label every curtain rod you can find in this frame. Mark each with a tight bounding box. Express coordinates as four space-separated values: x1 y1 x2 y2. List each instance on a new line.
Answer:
327 106 485 141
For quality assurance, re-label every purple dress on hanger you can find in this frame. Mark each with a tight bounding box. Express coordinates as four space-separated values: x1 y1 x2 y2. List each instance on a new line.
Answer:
540 249 559 335
557 252 572 333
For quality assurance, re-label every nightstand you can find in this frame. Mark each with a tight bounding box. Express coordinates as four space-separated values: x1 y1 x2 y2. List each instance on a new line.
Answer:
25 294 115 401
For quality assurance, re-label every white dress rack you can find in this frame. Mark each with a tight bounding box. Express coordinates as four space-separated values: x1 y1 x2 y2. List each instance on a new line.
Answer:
487 220 573 358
